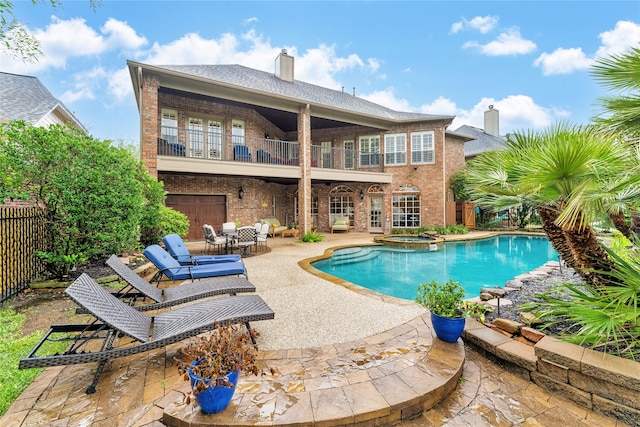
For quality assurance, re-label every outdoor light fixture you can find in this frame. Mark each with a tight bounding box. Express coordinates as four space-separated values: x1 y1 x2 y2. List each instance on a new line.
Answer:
359 190 364 200
238 186 244 200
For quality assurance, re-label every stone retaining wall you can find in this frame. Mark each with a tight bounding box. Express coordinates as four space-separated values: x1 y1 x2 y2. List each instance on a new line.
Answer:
463 318 640 426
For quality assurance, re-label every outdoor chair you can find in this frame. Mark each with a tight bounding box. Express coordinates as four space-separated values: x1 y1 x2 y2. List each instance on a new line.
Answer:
257 222 270 251
105 255 256 311
202 224 226 254
331 216 351 233
233 145 252 162
19 273 274 394
143 244 247 284
162 233 240 265
236 226 257 257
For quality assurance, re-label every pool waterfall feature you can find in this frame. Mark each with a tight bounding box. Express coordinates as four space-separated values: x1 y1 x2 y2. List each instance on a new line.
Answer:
374 233 444 250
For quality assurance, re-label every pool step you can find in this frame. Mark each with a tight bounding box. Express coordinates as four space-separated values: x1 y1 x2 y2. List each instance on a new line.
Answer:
330 247 381 265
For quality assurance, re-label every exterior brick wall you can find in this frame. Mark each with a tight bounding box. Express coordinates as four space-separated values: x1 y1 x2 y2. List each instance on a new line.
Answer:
142 87 468 233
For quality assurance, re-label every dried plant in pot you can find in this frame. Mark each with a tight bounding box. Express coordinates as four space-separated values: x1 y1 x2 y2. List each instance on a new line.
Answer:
174 321 261 414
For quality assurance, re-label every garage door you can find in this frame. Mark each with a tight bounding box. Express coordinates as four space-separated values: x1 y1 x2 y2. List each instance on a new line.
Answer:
165 194 227 241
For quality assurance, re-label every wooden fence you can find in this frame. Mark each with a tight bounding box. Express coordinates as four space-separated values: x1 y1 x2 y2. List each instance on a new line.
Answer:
0 207 47 302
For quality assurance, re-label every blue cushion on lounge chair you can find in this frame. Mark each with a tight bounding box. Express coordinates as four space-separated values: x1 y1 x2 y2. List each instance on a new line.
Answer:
143 244 247 283
162 233 241 265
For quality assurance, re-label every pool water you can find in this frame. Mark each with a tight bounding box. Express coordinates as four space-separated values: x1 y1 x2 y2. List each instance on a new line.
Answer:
312 235 558 300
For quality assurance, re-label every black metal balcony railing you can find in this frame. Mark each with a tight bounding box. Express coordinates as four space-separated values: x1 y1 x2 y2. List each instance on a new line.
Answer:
157 126 383 172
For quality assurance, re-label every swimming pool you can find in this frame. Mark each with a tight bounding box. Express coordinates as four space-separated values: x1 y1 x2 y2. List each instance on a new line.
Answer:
312 234 558 300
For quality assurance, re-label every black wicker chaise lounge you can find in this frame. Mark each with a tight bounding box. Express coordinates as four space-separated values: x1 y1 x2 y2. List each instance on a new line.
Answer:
105 255 256 311
19 273 275 394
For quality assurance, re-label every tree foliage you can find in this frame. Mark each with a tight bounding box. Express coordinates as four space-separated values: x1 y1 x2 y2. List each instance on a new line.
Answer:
0 121 175 278
464 123 640 287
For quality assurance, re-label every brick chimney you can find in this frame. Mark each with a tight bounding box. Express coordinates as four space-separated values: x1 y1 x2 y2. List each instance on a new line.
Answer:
275 49 294 82
484 105 499 137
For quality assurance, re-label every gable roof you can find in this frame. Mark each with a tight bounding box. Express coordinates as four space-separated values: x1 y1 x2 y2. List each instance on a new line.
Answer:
455 124 505 158
128 61 454 130
0 72 86 131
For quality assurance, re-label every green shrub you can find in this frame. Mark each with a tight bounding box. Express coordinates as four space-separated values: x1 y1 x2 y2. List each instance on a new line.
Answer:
159 205 189 238
302 230 324 242
416 279 466 318
0 121 172 276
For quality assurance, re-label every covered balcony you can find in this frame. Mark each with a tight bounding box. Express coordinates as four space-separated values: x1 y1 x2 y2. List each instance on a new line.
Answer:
157 126 390 184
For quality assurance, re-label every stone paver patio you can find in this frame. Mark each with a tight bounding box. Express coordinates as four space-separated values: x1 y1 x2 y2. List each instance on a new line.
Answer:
1 233 631 426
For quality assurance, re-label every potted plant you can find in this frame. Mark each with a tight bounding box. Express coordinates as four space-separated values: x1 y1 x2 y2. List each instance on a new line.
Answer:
174 322 261 414
416 279 467 343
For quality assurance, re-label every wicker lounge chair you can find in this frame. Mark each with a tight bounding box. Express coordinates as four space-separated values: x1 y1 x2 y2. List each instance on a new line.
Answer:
19 273 274 394
143 244 247 283
105 255 255 311
162 233 241 265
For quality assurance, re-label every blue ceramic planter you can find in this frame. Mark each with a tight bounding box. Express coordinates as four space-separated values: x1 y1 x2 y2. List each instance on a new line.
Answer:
188 362 239 414
430 312 466 343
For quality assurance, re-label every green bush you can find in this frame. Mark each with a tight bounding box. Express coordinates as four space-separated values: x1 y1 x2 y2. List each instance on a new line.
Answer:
416 279 466 318
0 121 167 277
159 205 189 238
302 230 324 242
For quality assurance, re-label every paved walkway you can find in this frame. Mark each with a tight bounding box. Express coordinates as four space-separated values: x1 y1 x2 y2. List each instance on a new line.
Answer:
2 232 629 426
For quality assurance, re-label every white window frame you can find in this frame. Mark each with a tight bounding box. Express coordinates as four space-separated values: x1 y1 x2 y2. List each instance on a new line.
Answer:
161 109 178 145
187 116 203 158
207 120 222 159
411 131 435 164
343 140 355 170
359 135 380 166
232 120 245 146
392 194 421 228
384 133 407 166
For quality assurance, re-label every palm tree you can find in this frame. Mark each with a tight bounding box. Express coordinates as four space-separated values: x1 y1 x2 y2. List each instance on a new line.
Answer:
591 45 640 241
465 123 640 287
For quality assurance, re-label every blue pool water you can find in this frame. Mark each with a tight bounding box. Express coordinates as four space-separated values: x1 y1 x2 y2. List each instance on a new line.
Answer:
312 235 558 300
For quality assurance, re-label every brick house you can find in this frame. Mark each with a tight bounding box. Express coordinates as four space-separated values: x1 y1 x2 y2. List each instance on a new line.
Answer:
127 50 473 239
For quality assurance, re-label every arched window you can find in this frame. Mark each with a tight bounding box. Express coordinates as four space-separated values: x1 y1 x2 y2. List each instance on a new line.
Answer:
392 184 420 228
329 186 354 224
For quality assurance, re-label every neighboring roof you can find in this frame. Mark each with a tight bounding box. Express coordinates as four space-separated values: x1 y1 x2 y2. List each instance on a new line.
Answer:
455 125 505 157
0 72 86 131
128 61 454 129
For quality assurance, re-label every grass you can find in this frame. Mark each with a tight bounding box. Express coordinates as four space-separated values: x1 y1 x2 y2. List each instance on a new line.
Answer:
0 308 67 416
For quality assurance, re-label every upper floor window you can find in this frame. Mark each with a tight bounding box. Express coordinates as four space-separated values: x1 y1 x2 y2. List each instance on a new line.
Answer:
384 133 406 166
343 140 355 170
232 120 245 145
359 136 380 167
411 131 435 164
161 109 178 144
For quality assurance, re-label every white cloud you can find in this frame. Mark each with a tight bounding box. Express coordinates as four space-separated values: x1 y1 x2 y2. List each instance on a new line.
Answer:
596 20 640 58
451 16 498 34
360 88 412 112
420 96 458 116
59 66 108 103
101 18 148 51
463 29 537 56
449 95 560 134
534 20 639 76
0 16 147 74
533 47 593 75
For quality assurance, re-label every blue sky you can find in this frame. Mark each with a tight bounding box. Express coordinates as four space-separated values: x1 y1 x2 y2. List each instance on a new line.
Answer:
3 1 639 145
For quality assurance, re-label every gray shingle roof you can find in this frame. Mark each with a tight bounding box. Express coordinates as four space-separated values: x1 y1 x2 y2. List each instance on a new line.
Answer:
154 64 450 122
455 124 506 157
0 72 85 129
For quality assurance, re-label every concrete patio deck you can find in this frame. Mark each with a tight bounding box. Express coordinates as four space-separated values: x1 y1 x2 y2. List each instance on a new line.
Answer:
2 232 630 426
